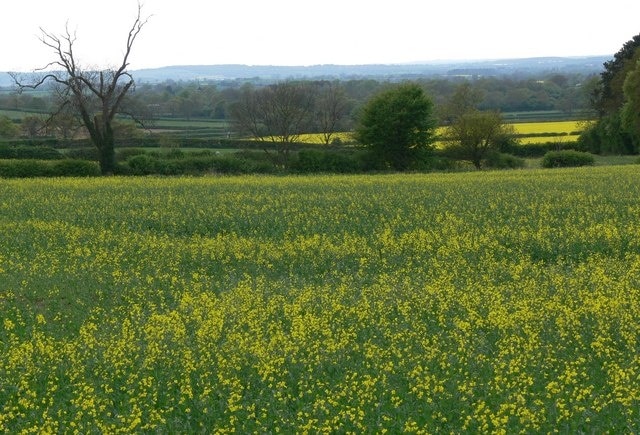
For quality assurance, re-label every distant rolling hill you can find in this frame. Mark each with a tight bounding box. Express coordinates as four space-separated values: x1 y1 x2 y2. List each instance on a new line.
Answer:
128 56 610 82
1 56 610 87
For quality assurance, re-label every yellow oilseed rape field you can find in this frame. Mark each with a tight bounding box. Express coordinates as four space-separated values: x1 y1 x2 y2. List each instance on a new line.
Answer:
299 121 586 145
1 167 640 432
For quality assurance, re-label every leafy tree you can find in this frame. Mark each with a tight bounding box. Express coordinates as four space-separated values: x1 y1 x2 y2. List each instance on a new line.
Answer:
0 115 20 139
11 3 148 174
446 110 515 169
621 59 640 143
439 82 483 124
578 34 640 155
354 83 437 170
595 33 640 116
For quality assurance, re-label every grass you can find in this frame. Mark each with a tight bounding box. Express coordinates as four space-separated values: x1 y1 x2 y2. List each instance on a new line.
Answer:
0 109 48 120
151 118 229 129
2 166 640 432
593 154 639 166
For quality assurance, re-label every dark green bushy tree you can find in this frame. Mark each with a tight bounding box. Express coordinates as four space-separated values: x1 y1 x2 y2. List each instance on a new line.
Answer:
580 33 640 154
621 59 640 146
596 33 640 117
354 83 437 170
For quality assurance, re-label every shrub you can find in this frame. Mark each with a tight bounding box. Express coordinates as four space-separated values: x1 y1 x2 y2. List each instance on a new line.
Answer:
162 148 186 160
0 160 55 177
65 147 100 161
126 154 159 175
209 155 253 174
500 141 575 158
293 150 324 173
541 150 595 168
0 145 64 160
321 152 361 173
51 159 101 176
124 152 277 176
0 145 16 159
0 159 100 177
292 150 363 174
116 148 148 162
484 152 526 169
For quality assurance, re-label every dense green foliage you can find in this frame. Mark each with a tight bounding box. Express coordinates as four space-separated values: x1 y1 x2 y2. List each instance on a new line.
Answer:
0 145 63 160
0 115 20 138
355 83 437 170
444 111 516 169
290 149 364 173
596 33 640 117
483 151 526 169
2 168 640 432
576 115 638 155
581 33 640 154
621 59 640 144
124 151 275 175
541 150 595 168
0 159 100 177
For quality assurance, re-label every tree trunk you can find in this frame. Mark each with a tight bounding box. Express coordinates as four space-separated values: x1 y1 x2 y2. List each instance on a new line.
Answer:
98 141 116 175
97 124 116 175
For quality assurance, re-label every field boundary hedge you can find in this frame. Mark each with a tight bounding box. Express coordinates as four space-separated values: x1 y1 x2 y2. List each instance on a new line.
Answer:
0 159 100 177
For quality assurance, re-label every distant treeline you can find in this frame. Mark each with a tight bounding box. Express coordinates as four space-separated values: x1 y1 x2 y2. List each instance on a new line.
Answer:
0 72 597 122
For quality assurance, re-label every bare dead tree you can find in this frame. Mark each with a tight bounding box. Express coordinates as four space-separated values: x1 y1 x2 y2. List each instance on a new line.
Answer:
230 82 314 166
314 81 351 146
11 3 149 175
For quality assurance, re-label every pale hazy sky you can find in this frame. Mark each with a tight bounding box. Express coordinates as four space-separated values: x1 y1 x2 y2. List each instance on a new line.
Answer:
2 0 639 71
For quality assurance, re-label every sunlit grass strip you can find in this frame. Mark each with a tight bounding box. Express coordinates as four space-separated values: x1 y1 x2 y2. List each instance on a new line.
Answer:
2 167 640 432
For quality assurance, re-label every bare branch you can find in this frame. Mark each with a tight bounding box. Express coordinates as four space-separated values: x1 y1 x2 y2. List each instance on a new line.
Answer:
11 1 149 175
115 2 151 80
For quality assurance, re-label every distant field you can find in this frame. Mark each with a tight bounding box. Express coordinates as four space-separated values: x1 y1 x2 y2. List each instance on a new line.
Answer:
151 118 228 130
0 108 588 145
0 109 48 120
513 120 585 144
296 121 586 146
512 120 585 135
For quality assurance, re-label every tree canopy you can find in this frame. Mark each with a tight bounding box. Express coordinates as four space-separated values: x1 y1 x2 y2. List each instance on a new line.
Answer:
579 33 640 155
355 83 437 170
596 33 640 117
621 59 640 144
446 110 515 169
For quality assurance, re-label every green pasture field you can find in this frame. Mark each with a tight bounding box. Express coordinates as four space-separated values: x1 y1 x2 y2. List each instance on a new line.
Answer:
2 167 640 432
0 109 48 121
151 118 229 130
